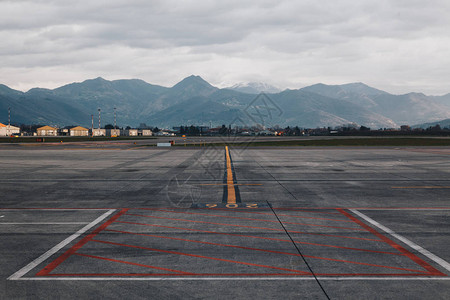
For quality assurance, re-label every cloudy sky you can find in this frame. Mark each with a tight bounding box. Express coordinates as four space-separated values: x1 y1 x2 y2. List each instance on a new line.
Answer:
1 0 449 95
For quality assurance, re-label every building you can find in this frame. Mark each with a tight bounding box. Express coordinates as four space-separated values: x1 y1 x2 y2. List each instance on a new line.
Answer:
139 129 152 136
37 125 58 136
0 123 20 136
154 131 175 136
70 126 89 136
58 128 69 136
106 129 120 137
91 128 106 136
400 125 411 131
122 129 138 136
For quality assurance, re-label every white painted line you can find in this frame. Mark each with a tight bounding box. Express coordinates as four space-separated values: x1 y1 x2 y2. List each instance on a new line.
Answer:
350 209 450 273
12 277 450 281
7 209 116 280
0 223 90 225
357 208 450 211
0 208 113 211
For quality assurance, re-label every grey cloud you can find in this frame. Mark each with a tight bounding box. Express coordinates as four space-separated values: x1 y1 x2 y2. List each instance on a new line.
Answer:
0 0 449 94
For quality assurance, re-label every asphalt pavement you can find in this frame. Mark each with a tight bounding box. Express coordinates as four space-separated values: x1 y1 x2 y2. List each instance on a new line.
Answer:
1 144 449 299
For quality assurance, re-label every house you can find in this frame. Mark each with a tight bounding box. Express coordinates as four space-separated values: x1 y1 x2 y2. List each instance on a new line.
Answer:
37 125 58 136
107 129 120 137
0 123 20 136
139 129 152 136
122 129 138 136
70 126 89 136
91 128 106 136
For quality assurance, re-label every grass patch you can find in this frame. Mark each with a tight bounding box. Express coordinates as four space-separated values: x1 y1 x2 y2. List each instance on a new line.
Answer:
201 137 450 147
0 136 157 143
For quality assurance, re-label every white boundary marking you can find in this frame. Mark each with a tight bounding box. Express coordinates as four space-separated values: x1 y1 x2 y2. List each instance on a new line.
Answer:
0 208 112 211
8 209 116 280
12 277 450 281
8 208 450 281
0 223 89 225
351 209 450 273
352 208 450 211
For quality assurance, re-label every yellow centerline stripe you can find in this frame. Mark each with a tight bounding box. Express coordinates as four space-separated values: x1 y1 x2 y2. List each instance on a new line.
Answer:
225 146 236 204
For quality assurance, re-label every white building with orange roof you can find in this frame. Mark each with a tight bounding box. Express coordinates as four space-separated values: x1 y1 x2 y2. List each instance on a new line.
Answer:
0 122 20 136
36 125 58 136
69 126 89 136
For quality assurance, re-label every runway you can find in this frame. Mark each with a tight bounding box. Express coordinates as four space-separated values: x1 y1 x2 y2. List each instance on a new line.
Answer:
1 145 449 299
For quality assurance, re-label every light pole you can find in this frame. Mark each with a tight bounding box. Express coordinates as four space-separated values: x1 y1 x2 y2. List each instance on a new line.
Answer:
114 107 117 130
7 107 10 136
98 108 101 129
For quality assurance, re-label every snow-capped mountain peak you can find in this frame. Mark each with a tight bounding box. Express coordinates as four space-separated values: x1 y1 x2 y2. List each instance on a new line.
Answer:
227 82 281 94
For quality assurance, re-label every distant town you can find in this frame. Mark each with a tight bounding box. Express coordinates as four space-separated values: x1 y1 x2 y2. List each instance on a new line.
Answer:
1 121 449 138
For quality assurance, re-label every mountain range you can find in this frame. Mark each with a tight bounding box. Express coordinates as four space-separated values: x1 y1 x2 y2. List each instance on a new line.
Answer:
1 75 450 129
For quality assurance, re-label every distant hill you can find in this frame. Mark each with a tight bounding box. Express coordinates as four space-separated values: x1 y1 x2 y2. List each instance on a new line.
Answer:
430 94 450 109
413 118 450 129
302 83 450 125
1 76 450 128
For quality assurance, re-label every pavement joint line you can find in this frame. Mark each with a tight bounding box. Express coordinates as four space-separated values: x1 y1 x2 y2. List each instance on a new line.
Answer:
10 277 450 281
7 209 116 280
266 202 331 300
350 209 450 273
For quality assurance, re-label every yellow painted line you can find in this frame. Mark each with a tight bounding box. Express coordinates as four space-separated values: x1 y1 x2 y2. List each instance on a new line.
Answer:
392 186 450 189
225 146 236 204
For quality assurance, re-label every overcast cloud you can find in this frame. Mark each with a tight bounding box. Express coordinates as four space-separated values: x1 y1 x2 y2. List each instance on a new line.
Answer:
1 0 449 94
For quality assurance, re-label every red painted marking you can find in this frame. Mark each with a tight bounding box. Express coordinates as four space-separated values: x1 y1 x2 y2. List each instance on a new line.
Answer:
74 253 194 274
109 227 425 272
125 213 365 231
146 208 351 222
116 220 382 242
106 228 402 256
105 228 302 256
273 208 342 215
44 273 419 277
302 254 427 273
91 239 310 275
105 229 416 271
35 209 129 276
337 209 446 276
3 206 449 211
45 273 314 277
